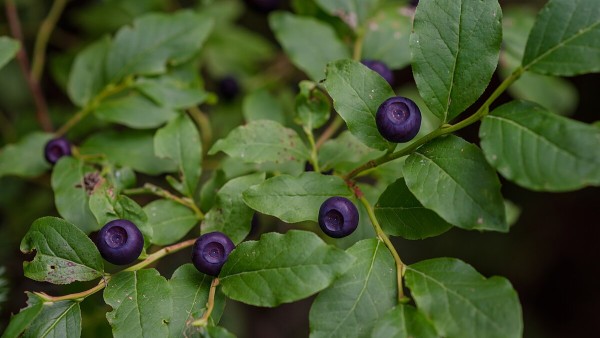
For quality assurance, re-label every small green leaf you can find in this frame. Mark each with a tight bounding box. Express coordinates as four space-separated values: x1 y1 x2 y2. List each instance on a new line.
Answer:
203 173 265 244
0 36 20 70
145 200 198 246
242 172 353 223
504 200 521 227
67 36 110 107
375 178 452 240
1 293 44 338
94 90 178 129
23 295 81 338
154 114 202 197
104 269 171 338
169 264 225 338
361 6 412 70
136 75 208 110
309 239 396 338
243 88 286 124
479 100 600 191
220 230 355 307
295 81 331 130
404 135 507 232
80 130 177 175
324 59 395 150
20 217 104 284
269 12 351 81
411 0 502 122
405 258 523 338
522 0 600 76
51 157 98 233
0 132 52 178
318 131 384 173
314 0 382 29
209 120 310 165
105 11 213 82
371 304 439 338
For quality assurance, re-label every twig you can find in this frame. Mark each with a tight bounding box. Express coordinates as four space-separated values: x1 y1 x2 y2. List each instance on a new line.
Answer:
192 278 220 327
34 276 111 302
31 0 69 82
124 183 204 219
315 116 344 149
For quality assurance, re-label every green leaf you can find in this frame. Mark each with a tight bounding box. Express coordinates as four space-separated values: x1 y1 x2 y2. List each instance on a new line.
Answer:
410 0 502 122
375 178 452 240
104 269 172 338
318 131 384 173
295 81 331 130
203 173 265 244
51 157 99 233
199 170 227 212
136 75 208 110
0 36 20 70
314 0 382 29
479 100 600 191
169 264 225 338
504 200 521 227
361 6 412 70
67 36 110 107
404 135 507 232
1 294 44 338
522 0 600 76
209 120 310 165
220 230 355 307
154 114 202 197
145 200 198 246
309 239 396 338
324 59 395 150
405 258 523 338
23 295 81 338
371 305 439 338
269 12 351 81
242 88 286 124
94 90 178 129
202 326 235 338
105 11 213 82
0 132 52 178
242 172 353 223
20 217 104 284
80 130 177 175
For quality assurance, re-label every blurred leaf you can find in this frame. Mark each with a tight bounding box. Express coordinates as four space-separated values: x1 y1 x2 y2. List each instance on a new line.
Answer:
23 295 81 338
375 178 452 240
404 135 507 232
104 269 171 338
105 11 213 82
67 37 110 107
0 132 52 178
324 59 395 150
199 170 227 212
411 0 502 122
20 217 104 284
0 36 19 70
313 0 382 29
155 114 202 197
209 120 310 165
220 230 355 307
295 81 330 130
522 0 600 76
1 293 44 338
309 239 396 338
242 172 353 223
371 304 439 338
51 157 98 233
480 100 600 191
243 88 286 124
145 200 198 246
361 5 412 69
318 131 384 173
203 173 265 244
405 258 523 338
80 130 177 175
94 90 178 129
197 0 243 24
504 200 521 227
136 75 208 110
270 12 351 81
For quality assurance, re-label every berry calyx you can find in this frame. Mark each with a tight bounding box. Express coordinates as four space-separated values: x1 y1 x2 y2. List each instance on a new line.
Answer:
192 232 235 276
318 197 359 238
361 59 394 85
96 219 144 265
44 137 72 165
375 96 422 143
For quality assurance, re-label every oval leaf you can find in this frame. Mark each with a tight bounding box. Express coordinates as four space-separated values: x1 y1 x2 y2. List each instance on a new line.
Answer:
371 305 439 338
23 295 81 338
314 0 382 29
20 217 104 284
242 172 353 223
219 230 355 307
405 258 523 338
404 135 507 232
309 239 396 338
67 36 110 107
479 100 600 191
410 0 502 122
0 36 19 70
94 90 178 129
0 132 52 179
243 88 286 124
361 5 412 70
2 293 44 338
145 199 198 246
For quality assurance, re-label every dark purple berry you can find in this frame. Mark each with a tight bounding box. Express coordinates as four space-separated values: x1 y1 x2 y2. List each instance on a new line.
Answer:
318 197 359 238
96 219 144 265
376 96 421 143
361 60 394 86
44 137 72 165
245 0 280 13
192 232 235 276
217 76 240 101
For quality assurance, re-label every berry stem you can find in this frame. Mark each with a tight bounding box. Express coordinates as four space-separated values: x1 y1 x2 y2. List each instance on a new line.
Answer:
303 126 321 172
34 276 111 302
192 278 220 327
315 116 344 150
358 195 408 303
125 238 197 272
31 0 68 82
124 183 204 219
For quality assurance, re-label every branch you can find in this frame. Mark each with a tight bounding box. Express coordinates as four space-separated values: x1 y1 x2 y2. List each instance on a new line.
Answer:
192 278 220 327
124 183 204 219
31 0 69 82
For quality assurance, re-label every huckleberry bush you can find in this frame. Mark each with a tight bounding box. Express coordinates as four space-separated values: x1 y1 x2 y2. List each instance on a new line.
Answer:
0 0 599 337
